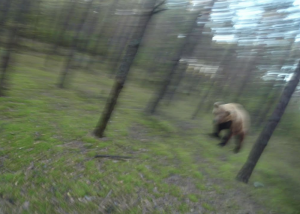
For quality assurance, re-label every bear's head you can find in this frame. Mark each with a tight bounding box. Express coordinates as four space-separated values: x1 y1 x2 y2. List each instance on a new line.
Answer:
212 102 232 124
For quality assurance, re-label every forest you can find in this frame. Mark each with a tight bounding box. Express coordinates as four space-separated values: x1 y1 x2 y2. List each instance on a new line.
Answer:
0 0 299 213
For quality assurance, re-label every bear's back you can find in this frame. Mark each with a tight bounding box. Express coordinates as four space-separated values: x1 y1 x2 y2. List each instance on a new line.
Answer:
222 103 250 134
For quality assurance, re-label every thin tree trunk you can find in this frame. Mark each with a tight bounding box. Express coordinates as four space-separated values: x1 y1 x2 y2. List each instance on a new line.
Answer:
0 46 13 96
0 0 11 34
85 0 119 71
191 79 216 119
187 73 201 96
0 0 30 96
109 16 135 78
75 2 101 68
58 0 94 88
94 79 124 137
236 61 300 183
166 63 186 103
251 81 275 126
103 14 128 63
44 0 77 67
233 68 253 103
255 86 281 127
146 12 202 114
94 0 160 138
146 59 179 114
167 1 216 104
31 0 42 48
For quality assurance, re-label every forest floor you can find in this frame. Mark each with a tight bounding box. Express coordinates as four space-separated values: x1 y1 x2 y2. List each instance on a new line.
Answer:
0 51 299 214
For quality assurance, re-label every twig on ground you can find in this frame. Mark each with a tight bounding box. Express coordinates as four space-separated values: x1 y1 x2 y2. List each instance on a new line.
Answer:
100 189 112 206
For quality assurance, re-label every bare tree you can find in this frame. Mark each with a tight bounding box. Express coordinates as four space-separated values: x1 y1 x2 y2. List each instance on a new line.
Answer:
236 61 300 183
94 0 164 138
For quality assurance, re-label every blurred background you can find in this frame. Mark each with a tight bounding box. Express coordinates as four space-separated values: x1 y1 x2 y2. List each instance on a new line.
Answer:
0 0 299 213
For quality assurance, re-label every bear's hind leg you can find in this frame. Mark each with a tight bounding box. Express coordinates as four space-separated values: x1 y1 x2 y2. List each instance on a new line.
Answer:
234 133 245 153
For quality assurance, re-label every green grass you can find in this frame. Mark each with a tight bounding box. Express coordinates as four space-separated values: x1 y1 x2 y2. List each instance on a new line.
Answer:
0 51 299 213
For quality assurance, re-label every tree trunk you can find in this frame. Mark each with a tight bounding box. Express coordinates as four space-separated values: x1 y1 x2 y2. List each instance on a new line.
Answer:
0 0 12 96
74 2 101 68
146 60 178 114
94 0 159 138
108 16 135 78
166 63 186 103
255 86 281 127
146 12 202 114
44 0 77 67
94 80 123 137
85 0 120 71
191 79 216 119
30 0 42 48
0 0 30 96
236 61 300 183
0 0 11 33
166 2 216 104
58 0 94 88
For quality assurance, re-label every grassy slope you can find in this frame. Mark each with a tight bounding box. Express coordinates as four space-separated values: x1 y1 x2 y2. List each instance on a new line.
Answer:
0 52 299 213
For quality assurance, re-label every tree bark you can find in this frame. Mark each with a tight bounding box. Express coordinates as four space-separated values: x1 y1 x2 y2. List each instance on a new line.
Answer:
94 80 123 137
93 0 159 138
236 61 300 183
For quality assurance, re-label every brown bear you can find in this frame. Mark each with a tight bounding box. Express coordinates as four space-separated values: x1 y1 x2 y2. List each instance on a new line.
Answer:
211 102 250 153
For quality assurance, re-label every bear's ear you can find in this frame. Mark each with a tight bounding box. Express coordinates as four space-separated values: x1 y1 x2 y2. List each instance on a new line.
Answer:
214 102 223 108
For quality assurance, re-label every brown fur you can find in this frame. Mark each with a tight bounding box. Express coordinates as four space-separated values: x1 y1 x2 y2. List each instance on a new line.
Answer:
212 102 250 153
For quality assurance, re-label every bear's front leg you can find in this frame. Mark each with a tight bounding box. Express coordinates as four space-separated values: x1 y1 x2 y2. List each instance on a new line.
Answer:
210 121 232 139
209 132 220 139
209 123 221 138
219 131 232 147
